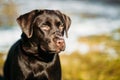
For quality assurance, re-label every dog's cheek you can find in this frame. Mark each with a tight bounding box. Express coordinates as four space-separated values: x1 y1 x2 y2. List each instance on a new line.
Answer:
48 40 55 49
33 28 44 41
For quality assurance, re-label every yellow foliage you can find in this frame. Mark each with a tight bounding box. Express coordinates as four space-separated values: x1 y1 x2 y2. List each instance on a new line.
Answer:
60 51 120 80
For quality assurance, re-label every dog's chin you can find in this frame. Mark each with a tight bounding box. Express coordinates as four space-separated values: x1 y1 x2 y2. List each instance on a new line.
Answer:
48 49 64 54
40 45 65 54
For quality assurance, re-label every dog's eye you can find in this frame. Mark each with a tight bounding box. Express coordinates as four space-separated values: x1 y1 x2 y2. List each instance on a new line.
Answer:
56 22 64 32
41 24 50 31
56 22 63 27
59 26 64 32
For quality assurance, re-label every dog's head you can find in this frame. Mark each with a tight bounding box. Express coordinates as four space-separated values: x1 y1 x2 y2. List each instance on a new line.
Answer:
17 9 71 53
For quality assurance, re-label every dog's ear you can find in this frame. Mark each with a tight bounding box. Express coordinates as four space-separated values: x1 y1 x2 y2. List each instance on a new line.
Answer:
55 10 71 38
17 10 39 38
62 14 71 38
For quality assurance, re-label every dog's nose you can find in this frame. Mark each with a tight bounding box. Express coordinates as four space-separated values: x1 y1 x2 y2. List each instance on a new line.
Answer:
56 39 65 47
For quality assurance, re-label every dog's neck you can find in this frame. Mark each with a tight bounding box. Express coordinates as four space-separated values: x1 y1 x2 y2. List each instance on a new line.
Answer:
21 42 55 62
21 33 38 53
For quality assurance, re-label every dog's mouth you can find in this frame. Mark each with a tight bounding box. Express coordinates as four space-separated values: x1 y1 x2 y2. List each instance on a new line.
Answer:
40 38 65 53
55 39 65 52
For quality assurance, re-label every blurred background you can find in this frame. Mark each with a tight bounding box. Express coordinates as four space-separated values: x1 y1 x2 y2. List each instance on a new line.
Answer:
0 0 120 80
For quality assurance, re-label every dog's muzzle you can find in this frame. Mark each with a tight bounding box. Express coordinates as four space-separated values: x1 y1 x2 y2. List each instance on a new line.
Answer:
56 37 65 51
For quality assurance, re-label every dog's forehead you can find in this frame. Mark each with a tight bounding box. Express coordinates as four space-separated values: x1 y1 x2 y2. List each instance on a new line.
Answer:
35 12 61 23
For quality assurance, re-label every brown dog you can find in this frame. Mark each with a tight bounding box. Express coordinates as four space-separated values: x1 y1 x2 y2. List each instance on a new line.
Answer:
4 9 71 80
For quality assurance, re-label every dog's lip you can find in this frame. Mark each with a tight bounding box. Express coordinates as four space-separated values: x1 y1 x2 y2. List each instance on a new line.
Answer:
48 51 58 54
47 48 65 54
40 46 60 53
48 49 61 53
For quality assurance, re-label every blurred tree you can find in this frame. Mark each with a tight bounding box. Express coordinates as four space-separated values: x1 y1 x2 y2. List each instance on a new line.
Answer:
0 0 18 27
78 28 120 57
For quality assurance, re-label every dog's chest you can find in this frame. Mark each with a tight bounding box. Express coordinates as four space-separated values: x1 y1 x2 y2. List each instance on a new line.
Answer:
19 53 61 80
28 55 61 79
30 60 51 73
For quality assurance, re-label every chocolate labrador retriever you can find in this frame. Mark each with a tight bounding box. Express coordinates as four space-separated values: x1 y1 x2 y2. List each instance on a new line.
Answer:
3 9 71 80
